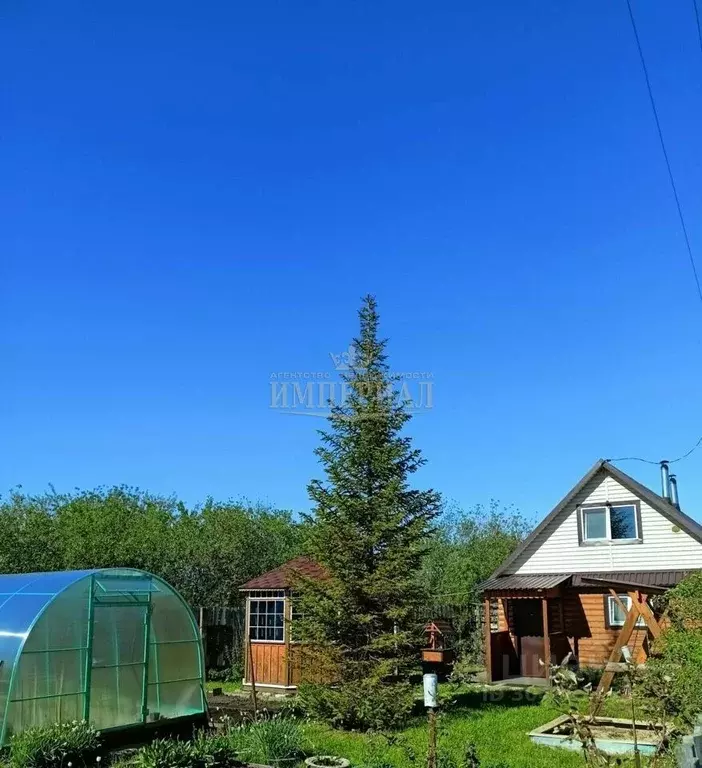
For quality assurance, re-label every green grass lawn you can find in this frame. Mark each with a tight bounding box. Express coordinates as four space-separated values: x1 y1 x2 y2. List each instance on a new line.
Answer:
298 686 653 768
205 680 243 694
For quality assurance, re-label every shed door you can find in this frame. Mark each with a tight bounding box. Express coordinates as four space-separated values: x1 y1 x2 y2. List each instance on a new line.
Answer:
89 603 150 729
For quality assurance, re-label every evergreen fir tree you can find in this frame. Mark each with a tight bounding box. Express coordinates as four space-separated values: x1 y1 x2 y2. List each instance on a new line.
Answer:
297 295 441 685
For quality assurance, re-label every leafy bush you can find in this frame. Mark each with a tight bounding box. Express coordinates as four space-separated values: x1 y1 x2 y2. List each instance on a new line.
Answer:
575 666 603 690
191 731 242 768
639 571 702 726
448 657 482 685
232 716 305 767
9 721 100 768
133 739 195 768
298 681 414 731
641 629 702 726
133 733 241 768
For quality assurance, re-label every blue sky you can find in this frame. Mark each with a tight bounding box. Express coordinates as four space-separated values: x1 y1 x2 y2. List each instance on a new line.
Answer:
2 0 702 522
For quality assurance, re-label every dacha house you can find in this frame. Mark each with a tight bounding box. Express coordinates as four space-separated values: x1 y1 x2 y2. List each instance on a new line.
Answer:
480 459 701 683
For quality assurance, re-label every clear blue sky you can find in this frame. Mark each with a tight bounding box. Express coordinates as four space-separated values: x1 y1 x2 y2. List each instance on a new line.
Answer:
2 1 702 522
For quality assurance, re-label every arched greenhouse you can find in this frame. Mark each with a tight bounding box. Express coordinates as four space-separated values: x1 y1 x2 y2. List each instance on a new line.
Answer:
0 569 206 744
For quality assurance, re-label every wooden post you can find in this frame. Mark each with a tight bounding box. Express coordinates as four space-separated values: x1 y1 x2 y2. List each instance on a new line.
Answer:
427 707 437 768
484 598 492 683
285 594 292 688
198 606 207 671
591 592 643 714
542 597 550 681
247 636 258 715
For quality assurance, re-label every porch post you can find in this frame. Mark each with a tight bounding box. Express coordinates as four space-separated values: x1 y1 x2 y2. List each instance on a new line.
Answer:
541 597 550 681
484 597 492 683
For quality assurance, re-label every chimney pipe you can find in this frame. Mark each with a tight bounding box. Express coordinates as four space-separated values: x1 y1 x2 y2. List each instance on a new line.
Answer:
660 460 671 500
670 474 680 509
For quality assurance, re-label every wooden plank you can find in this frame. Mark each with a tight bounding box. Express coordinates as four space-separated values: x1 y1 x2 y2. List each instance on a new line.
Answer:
244 597 250 683
605 662 646 672
542 597 550 680
591 596 642 714
609 590 628 617
484 598 492 683
284 595 292 687
631 592 662 639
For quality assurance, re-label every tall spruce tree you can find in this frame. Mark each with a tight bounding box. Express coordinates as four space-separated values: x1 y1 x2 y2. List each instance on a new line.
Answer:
298 295 441 685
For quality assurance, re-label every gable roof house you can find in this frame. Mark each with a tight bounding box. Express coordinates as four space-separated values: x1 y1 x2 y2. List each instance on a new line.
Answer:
481 459 702 683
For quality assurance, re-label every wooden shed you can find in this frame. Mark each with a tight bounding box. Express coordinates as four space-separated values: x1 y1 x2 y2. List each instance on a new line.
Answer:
239 556 327 691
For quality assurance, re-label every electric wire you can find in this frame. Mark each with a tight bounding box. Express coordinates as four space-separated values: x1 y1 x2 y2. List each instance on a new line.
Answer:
610 433 702 465
625 0 702 307
693 0 702 61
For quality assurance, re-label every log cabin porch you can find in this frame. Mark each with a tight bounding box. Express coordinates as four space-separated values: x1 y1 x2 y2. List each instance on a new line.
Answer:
482 574 570 683
480 570 682 684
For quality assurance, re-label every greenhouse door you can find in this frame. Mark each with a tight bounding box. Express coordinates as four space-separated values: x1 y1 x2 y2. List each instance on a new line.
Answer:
88 601 151 730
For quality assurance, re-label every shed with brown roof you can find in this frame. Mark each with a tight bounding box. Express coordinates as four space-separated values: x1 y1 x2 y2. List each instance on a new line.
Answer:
239 556 327 691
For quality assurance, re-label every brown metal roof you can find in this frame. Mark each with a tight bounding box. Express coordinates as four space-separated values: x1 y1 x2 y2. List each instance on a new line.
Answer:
572 570 698 591
479 569 700 595
239 555 328 590
479 573 572 593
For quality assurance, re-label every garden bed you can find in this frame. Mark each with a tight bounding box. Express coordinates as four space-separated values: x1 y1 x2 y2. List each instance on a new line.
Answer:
529 714 662 756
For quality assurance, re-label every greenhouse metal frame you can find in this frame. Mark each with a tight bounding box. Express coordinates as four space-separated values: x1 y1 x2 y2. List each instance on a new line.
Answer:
0 568 206 744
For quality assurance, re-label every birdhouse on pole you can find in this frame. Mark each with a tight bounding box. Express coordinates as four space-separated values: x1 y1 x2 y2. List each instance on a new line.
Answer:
422 619 456 665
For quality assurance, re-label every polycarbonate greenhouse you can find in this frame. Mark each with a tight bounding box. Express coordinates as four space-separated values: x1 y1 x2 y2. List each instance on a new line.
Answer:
0 568 206 744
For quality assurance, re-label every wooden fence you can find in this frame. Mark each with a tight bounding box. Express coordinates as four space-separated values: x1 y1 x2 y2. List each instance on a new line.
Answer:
197 605 246 677
197 601 481 679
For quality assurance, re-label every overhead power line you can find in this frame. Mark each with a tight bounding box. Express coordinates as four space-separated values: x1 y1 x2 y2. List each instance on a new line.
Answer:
693 0 702 61
624 0 702 307
610 434 702 465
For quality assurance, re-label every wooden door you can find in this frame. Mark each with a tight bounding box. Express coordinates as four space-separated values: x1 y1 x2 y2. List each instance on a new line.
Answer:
520 635 545 677
512 599 545 677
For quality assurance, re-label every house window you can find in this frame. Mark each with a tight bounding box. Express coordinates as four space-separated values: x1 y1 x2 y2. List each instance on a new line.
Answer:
581 504 639 543
607 595 646 628
610 505 638 539
584 507 607 540
248 594 285 642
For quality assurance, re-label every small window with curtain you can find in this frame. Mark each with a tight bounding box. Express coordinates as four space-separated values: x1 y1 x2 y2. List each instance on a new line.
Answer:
583 507 607 540
581 503 640 544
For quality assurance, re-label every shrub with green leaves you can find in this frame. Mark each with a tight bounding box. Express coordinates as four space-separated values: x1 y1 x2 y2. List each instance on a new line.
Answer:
133 733 242 768
298 681 414 731
133 739 195 768
191 731 242 768
9 721 100 768
230 716 305 767
640 571 702 726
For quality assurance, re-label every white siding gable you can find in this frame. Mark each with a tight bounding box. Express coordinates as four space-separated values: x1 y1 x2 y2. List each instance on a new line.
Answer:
509 472 702 575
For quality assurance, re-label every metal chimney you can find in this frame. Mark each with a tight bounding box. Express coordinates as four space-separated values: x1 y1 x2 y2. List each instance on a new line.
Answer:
660 460 671 500
670 474 680 509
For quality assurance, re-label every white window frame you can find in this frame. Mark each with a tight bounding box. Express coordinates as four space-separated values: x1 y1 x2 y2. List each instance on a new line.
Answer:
580 503 640 544
607 595 646 628
247 590 286 644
